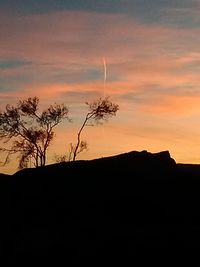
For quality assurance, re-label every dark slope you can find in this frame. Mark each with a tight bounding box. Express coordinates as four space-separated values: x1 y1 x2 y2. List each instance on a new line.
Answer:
1 150 200 265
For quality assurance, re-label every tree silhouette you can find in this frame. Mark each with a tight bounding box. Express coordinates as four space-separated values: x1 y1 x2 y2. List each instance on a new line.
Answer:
0 97 70 168
53 140 88 163
72 96 119 161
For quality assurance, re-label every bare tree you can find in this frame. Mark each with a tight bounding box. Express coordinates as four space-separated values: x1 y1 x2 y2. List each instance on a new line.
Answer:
72 96 119 161
0 97 70 169
53 153 68 163
53 141 88 163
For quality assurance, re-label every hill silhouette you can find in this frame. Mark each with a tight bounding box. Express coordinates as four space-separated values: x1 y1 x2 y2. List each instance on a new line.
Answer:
1 150 200 265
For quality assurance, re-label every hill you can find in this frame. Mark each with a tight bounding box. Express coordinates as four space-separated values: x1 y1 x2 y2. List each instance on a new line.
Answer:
1 150 200 265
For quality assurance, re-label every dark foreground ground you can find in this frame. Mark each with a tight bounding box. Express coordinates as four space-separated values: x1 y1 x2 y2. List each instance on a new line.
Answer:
1 150 200 265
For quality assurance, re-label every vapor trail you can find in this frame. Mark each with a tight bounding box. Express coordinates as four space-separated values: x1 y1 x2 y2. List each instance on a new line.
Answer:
103 57 107 97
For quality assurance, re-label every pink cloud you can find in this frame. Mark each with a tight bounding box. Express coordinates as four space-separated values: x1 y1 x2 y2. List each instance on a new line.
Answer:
140 95 200 115
0 9 196 64
1 9 200 97
2 9 200 172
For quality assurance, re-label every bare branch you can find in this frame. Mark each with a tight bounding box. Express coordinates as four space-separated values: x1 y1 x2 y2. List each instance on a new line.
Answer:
72 96 119 161
0 97 70 169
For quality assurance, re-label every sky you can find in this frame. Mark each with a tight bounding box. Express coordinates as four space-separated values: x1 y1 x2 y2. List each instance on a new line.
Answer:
1 0 200 173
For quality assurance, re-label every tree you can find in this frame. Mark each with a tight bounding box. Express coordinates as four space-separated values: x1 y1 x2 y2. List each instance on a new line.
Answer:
0 97 70 169
53 141 88 163
72 96 119 161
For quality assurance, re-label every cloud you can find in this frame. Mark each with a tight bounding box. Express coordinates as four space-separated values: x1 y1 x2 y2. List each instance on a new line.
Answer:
0 9 194 63
0 59 31 69
139 94 200 116
2 7 200 172
1 0 199 29
1 10 199 85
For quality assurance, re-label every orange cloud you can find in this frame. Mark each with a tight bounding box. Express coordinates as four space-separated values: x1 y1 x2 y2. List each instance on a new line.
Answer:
140 95 200 115
2 9 200 173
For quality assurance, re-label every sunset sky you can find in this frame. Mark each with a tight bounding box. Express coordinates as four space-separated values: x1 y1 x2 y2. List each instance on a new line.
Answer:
1 0 200 173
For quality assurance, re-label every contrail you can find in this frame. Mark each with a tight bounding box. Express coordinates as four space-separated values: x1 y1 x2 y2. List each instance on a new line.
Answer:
103 57 107 97
100 57 107 141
